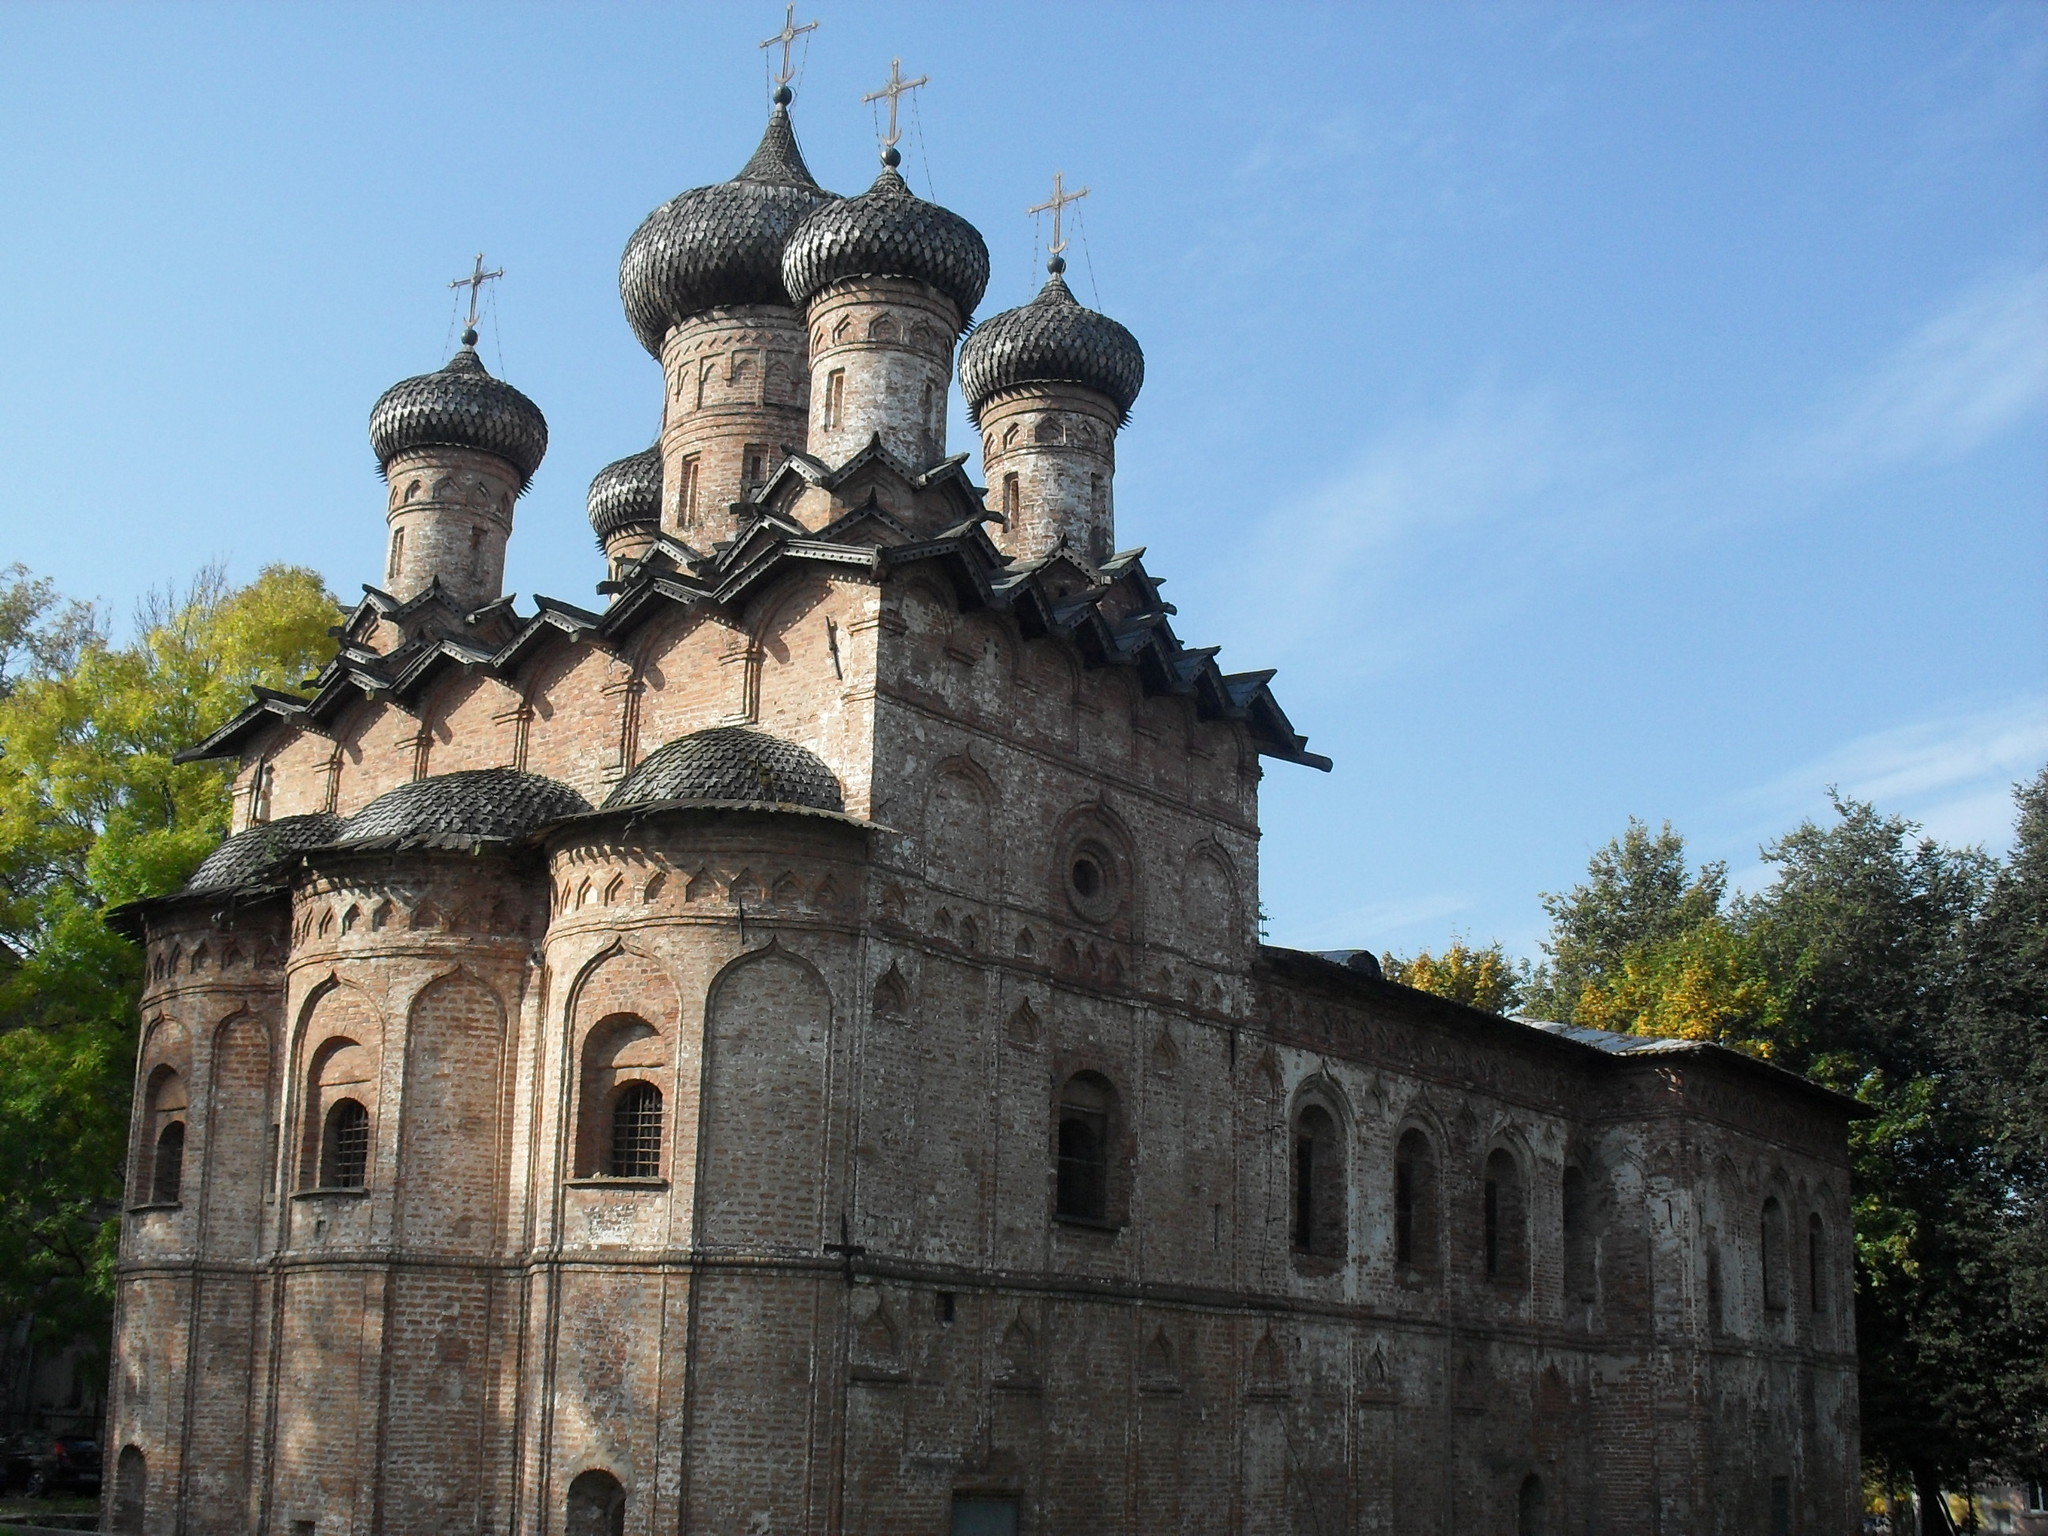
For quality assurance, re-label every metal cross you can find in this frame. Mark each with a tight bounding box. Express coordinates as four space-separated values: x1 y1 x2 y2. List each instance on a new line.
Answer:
862 57 928 149
1028 172 1090 256
759 4 818 90
447 253 503 331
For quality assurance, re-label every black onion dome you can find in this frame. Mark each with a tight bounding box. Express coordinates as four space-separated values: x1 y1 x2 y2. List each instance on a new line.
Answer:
587 445 663 545
604 726 844 813
340 769 590 846
619 105 836 356
958 269 1145 425
781 166 989 328
184 813 345 894
368 346 549 490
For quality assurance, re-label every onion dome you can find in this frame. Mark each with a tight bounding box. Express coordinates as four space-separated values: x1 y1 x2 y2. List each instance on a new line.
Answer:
958 260 1145 425
619 101 836 356
368 337 549 490
183 813 345 895
339 768 590 848
604 726 844 813
587 444 662 546
781 159 989 328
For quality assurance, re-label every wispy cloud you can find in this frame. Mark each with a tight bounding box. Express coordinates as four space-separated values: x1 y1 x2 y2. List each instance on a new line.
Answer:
1215 386 1631 664
1792 263 2048 478
1721 692 2048 885
1271 889 1476 954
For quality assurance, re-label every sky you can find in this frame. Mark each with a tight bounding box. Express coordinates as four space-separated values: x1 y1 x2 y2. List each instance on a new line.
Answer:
1 2 2042 960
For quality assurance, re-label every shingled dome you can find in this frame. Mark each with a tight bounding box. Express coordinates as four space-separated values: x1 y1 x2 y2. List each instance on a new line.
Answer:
587 445 663 546
781 166 989 328
369 345 549 490
958 267 1145 425
183 813 345 895
339 769 590 847
604 726 844 813
619 104 837 357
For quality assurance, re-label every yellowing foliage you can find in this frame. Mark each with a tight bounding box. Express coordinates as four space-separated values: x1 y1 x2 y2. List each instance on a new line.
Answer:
1381 940 1523 1016
1569 919 1781 1058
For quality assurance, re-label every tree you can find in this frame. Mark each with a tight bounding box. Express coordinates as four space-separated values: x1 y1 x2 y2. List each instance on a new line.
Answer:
1946 769 2048 1485
1382 939 1525 1015
0 564 338 1373
1525 818 1726 1022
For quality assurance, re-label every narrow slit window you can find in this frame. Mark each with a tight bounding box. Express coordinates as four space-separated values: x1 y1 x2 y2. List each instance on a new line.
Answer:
823 369 845 430
150 1121 185 1205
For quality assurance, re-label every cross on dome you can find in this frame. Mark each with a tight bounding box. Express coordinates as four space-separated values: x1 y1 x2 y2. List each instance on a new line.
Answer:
1028 171 1089 258
448 253 503 342
863 57 927 154
759 4 817 92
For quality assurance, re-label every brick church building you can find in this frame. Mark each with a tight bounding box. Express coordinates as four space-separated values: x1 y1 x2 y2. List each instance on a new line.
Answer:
106 54 1862 1536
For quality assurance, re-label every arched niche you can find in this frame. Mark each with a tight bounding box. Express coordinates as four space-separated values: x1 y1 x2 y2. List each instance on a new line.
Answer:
397 969 507 1250
699 946 832 1248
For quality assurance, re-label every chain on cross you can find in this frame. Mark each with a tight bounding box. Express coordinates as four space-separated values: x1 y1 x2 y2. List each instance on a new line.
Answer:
1028 172 1090 257
448 253 503 335
759 4 818 91
863 58 928 150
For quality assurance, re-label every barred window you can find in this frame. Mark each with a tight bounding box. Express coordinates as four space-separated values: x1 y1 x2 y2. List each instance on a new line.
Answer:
322 1098 369 1189
608 1083 664 1179
1394 1128 1438 1272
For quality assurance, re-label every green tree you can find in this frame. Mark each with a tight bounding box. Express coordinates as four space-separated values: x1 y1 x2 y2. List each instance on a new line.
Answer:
1525 817 1726 1022
0 564 338 1368
1382 939 1526 1015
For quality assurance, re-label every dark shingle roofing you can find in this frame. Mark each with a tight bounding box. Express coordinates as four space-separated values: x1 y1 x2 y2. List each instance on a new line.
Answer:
604 726 843 813
338 768 591 848
588 445 663 545
368 346 549 489
618 105 836 356
958 268 1145 425
781 166 989 327
184 813 345 894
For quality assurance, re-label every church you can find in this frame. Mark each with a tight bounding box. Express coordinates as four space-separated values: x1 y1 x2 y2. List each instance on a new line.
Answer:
105 38 1863 1536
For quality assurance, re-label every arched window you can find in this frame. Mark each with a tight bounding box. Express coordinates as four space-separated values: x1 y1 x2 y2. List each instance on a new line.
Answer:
1561 1165 1596 1304
137 1066 187 1207
1761 1196 1789 1312
1055 1073 1116 1223
1393 1128 1438 1273
111 1446 145 1534
608 1083 664 1179
1518 1473 1547 1536
1290 1103 1345 1260
1002 473 1020 520
1483 1148 1527 1285
150 1121 186 1205
321 1099 370 1189
1807 1213 1825 1315
565 1468 626 1536
578 1013 668 1179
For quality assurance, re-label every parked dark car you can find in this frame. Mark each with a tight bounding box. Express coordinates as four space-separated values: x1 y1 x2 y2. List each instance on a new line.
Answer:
0 1432 101 1497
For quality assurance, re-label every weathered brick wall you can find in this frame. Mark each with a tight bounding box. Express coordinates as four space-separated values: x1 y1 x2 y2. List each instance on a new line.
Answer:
976 385 1120 565
802 277 960 468
660 305 810 544
380 445 520 612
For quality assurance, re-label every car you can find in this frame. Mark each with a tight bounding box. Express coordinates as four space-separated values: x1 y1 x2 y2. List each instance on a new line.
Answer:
0 1433 102 1498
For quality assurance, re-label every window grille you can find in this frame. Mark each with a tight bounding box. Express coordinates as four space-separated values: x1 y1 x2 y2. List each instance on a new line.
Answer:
608 1083 664 1179
322 1099 369 1189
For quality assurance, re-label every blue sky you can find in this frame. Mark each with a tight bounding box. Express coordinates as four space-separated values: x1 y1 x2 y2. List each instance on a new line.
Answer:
2 2 2042 960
